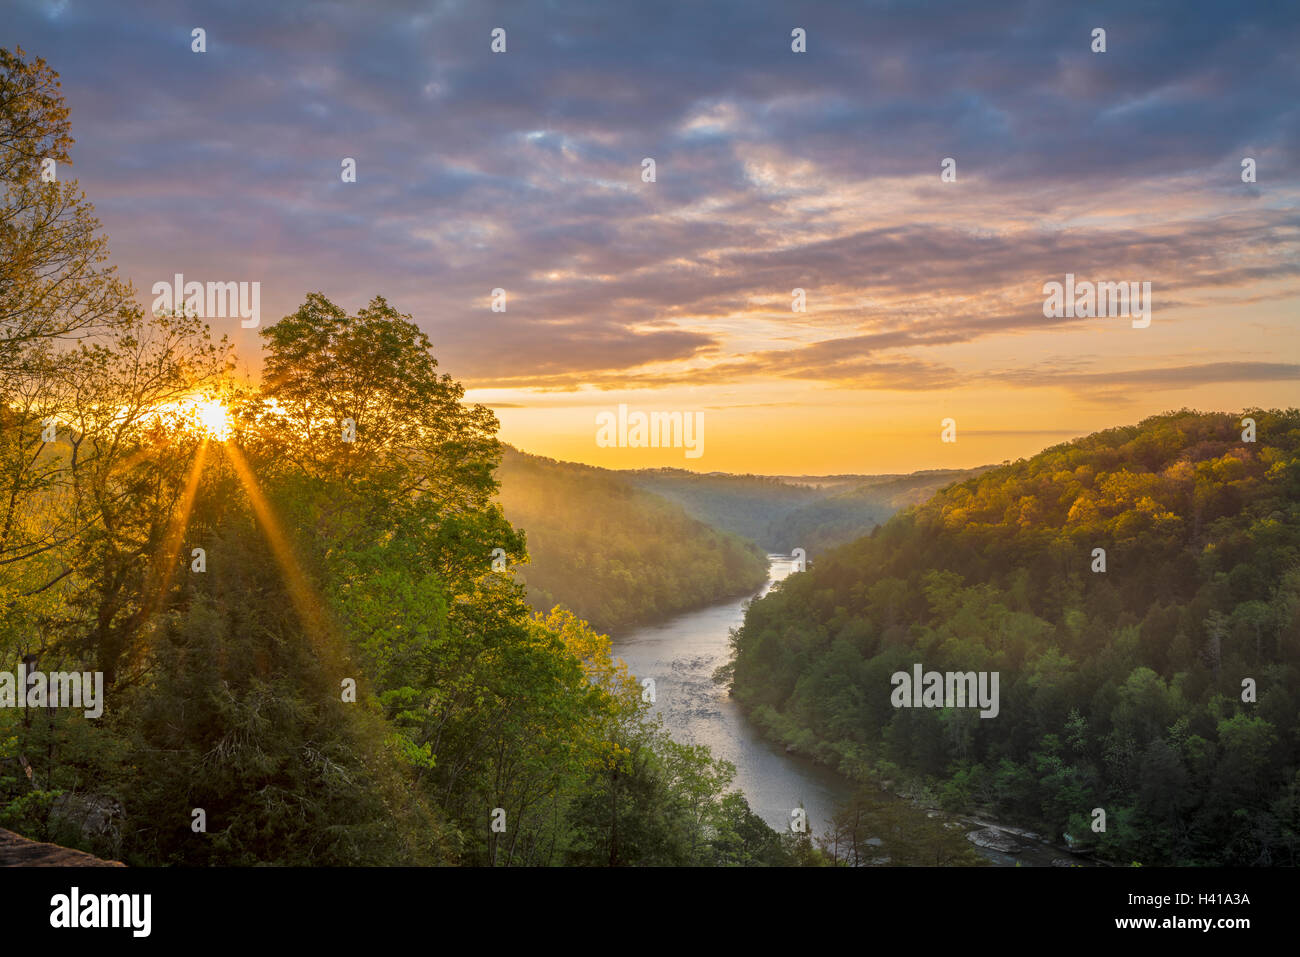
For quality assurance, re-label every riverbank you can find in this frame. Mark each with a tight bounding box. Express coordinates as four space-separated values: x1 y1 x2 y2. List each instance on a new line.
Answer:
616 553 1098 866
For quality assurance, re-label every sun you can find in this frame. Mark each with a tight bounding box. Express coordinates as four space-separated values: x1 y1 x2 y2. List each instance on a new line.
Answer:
193 398 232 441
149 395 234 441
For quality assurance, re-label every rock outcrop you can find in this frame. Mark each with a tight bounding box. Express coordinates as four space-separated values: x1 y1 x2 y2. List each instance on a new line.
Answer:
0 827 124 867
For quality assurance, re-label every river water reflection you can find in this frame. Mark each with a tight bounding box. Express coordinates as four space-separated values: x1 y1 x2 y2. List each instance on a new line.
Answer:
612 555 854 835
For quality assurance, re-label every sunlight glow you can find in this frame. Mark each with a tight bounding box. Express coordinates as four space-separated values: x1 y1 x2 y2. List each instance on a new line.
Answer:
226 443 334 649
140 439 209 624
152 395 233 442
193 398 232 441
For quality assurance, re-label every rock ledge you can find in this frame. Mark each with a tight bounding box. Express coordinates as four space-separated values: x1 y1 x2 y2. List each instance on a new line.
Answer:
0 827 124 867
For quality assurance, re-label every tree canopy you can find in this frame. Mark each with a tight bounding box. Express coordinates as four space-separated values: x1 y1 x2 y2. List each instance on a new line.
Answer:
727 409 1300 865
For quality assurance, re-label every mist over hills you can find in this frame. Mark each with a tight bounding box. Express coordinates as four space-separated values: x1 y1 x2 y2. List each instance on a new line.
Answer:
494 448 769 633
496 447 988 631
622 465 989 554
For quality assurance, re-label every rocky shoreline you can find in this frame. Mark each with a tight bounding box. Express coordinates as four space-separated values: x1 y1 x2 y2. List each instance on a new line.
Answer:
956 816 1099 867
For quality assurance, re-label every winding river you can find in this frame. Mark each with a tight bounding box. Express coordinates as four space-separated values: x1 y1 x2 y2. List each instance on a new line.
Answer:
612 554 1090 866
612 554 852 833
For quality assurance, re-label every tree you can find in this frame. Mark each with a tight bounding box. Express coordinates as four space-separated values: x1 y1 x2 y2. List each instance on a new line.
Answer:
0 47 129 368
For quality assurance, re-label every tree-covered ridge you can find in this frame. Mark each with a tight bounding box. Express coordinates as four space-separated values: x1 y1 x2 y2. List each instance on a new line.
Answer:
626 467 985 553
626 469 821 547
495 448 769 633
727 410 1300 865
766 469 986 556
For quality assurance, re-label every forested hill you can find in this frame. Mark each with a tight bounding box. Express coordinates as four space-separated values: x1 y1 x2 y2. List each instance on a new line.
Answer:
764 469 988 555
625 469 821 545
495 448 769 633
627 467 984 553
726 410 1300 865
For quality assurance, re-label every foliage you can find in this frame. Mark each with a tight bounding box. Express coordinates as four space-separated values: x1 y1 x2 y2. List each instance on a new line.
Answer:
728 410 1300 865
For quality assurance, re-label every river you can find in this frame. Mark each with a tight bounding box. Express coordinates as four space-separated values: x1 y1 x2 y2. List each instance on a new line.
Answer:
612 554 851 834
612 554 1091 866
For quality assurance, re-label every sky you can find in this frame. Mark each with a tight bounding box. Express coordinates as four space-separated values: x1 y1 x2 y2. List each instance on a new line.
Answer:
9 0 1299 474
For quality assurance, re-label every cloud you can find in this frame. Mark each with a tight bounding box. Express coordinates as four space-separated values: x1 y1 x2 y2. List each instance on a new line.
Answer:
7 0 1297 393
989 360 1300 393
